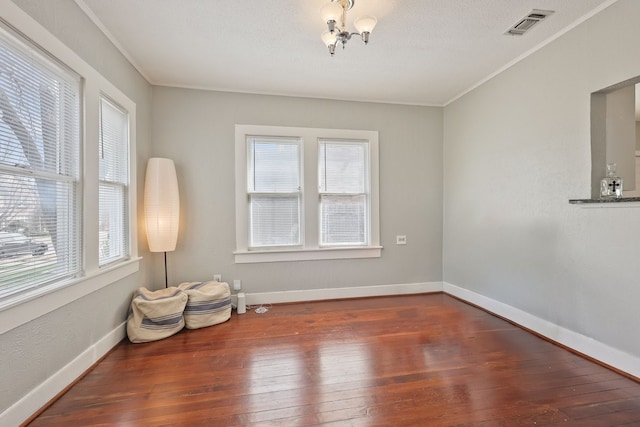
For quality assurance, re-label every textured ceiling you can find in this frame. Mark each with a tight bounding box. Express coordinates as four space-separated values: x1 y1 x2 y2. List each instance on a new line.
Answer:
76 0 615 106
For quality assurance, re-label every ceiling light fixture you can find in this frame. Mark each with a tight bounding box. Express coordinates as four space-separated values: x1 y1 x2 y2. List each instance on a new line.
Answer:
320 0 377 56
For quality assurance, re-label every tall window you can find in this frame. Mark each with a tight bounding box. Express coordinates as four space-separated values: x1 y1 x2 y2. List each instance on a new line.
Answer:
98 96 129 266
247 136 301 248
0 25 80 298
236 125 380 263
319 140 369 246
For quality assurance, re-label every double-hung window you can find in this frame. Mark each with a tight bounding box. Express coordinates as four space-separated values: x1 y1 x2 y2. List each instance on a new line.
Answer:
98 96 130 266
236 125 380 263
319 140 369 247
0 24 81 297
247 136 302 249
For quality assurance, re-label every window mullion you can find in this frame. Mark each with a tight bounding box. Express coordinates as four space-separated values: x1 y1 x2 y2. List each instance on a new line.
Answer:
319 192 367 197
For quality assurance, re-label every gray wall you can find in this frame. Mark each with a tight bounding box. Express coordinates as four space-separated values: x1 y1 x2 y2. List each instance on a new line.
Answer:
151 88 443 292
1 0 153 415
443 0 640 359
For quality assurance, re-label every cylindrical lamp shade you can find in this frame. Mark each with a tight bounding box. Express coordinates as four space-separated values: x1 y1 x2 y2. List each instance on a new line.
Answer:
144 158 180 252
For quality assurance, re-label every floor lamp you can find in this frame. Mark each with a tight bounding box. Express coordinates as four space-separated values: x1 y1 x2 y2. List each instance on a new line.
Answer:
144 157 180 288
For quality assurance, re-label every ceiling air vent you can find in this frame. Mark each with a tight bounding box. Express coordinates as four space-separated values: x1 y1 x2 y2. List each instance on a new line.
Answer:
505 9 554 36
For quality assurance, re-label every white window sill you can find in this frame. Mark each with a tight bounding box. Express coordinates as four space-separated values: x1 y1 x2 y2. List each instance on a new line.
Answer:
0 257 141 335
234 246 383 264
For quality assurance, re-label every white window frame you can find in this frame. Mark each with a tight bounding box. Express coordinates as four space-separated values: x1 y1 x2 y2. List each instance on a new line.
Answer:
247 136 303 249
98 95 130 267
0 2 139 335
0 24 82 298
235 125 381 263
318 138 371 247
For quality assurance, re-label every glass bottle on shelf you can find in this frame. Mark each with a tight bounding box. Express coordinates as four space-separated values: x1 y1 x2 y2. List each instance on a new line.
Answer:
600 163 623 198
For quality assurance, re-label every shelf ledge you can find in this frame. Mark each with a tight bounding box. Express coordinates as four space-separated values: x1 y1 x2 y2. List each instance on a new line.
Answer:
569 197 640 207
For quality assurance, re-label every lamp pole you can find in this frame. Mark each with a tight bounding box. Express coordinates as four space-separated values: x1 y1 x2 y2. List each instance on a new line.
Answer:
164 251 168 288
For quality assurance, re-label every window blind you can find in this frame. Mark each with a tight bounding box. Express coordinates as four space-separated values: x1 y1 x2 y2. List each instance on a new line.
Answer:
247 137 301 247
0 25 81 298
98 96 129 266
319 140 369 246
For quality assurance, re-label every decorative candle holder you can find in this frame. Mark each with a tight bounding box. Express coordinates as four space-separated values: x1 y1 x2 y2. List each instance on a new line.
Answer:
600 163 623 198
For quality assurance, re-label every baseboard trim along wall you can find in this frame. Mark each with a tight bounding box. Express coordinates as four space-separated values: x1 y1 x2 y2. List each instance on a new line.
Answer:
245 282 445 306
443 282 640 380
2 321 127 427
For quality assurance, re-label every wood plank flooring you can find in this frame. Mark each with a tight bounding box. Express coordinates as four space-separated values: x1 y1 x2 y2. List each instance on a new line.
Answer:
27 294 640 426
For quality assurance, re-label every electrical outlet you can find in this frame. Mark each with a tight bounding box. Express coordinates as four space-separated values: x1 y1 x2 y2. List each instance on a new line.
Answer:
233 279 242 291
213 274 222 282
396 235 407 245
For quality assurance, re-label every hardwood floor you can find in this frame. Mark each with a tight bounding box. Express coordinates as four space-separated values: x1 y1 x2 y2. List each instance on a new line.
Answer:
27 294 640 426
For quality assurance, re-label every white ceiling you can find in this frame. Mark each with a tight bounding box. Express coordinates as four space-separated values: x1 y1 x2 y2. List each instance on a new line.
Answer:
76 0 615 106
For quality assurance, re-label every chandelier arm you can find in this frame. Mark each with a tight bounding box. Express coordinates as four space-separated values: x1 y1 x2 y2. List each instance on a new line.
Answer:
350 31 368 44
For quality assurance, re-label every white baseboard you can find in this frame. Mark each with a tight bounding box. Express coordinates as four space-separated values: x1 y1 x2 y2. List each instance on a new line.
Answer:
245 282 443 306
1 321 127 427
443 282 640 379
